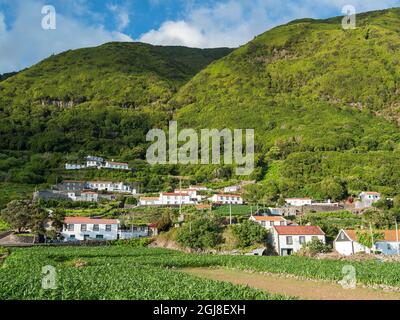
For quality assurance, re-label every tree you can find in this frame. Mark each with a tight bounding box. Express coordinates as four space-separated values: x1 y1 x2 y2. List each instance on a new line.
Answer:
231 220 268 248
356 230 384 249
156 213 173 233
176 216 223 250
320 178 347 201
1 200 34 233
50 208 66 233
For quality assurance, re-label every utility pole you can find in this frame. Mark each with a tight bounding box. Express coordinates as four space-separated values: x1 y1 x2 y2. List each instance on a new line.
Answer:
396 219 400 256
229 203 232 225
370 223 375 253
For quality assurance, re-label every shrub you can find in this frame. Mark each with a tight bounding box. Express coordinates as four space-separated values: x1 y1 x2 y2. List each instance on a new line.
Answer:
298 239 331 257
176 216 223 250
231 220 268 248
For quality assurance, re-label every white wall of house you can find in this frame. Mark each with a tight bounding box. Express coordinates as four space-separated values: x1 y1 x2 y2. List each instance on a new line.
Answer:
209 194 243 205
285 198 312 206
62 223 119 241
272 230 325 256
139 197 162 206
249 217 288 230
160 193 195 205
104 162 129 170
87 181 135 194
334 240 370 256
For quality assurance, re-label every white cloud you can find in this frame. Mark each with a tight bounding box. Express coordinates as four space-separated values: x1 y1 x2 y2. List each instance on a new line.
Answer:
107 3 130 31
138 0 400 48
0 0 133 73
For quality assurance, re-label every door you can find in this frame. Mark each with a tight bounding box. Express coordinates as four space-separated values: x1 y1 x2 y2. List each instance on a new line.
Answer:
84 235 90 241
281 249 293 256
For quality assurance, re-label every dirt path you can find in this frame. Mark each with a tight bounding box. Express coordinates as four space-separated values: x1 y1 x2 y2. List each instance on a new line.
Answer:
182 268 400 300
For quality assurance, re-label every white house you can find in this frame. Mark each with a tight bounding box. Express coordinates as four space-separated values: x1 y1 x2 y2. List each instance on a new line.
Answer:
67 191 99 202
209 194 244 205
62 217 120 241
87 181 136 194
65 164 86 170
103 161 129 170
334 229 400 256
285 198 312 207
355 192 381 209
175 189 203 202
139 197 162 206
250 216 288 230
160 192 195 205
86 156 104 168
272 226 326 256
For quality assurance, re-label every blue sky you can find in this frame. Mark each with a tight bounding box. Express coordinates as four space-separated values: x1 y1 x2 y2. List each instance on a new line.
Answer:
0 0 399 73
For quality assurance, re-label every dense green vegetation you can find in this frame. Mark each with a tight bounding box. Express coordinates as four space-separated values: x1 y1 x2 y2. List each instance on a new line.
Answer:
2 246 400 300
174 8 400 197
0 247 288 300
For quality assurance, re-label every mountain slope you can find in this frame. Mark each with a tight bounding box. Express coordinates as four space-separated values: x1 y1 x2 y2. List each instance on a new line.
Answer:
0 42 232 109
173 8 400 196
0 43 232 154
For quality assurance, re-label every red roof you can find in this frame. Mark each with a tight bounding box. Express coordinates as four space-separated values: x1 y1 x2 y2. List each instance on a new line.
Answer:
162 192 189 196
65 217 119 225
274 226 325 235
252 216 286 222
344 230 400 242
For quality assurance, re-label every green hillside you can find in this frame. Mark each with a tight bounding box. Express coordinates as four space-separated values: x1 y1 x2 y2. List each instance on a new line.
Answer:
0 43 231 154
173 8 400 196
0 43 232 197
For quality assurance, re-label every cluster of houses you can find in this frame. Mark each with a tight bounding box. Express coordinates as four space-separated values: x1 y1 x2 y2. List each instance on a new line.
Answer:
65 155 130 171
139 185 244 207
61 217 158 242
35 180 137 203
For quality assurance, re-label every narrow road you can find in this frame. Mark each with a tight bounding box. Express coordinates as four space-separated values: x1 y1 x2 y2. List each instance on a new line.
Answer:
182 268 400 300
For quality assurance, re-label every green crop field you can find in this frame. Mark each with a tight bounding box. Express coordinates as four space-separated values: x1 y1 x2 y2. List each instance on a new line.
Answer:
0 246 288 300
1 246 400 300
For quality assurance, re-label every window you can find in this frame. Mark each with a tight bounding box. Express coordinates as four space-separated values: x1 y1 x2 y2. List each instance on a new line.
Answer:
280 221 285 226
93 224 99 232
67 224 74 231
299 236 306 245
286 236 293 245
106 225 112 232
261 221 266 227
96 235 104 240
312 236 319 241
81 224 87 232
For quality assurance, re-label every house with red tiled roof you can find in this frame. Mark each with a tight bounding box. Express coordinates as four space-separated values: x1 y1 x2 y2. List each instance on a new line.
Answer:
272 225 326 256
62 217 158 242
334 229 400 256
249 216 288 230
62 217 120 242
